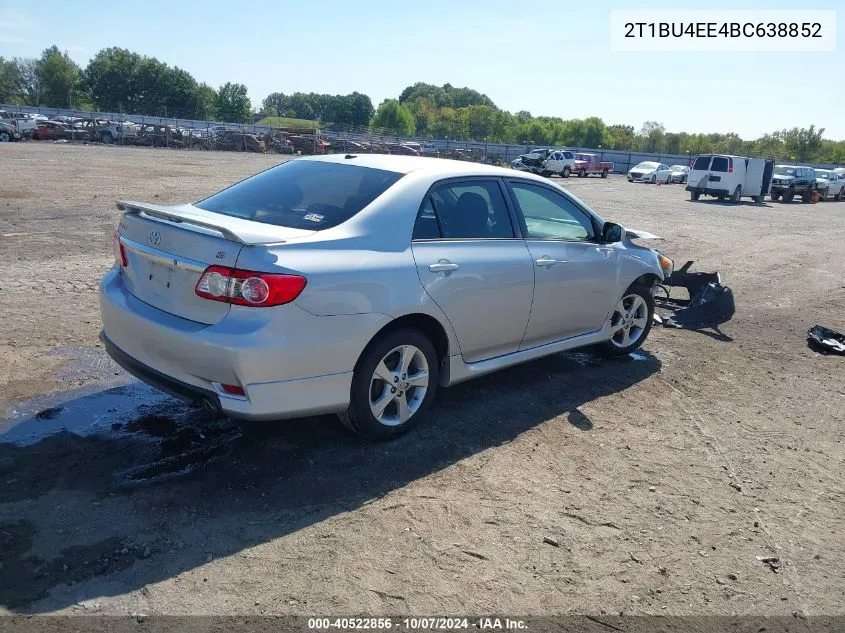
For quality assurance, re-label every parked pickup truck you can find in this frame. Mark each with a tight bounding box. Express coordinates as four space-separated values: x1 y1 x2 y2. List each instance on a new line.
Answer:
572 153 613 178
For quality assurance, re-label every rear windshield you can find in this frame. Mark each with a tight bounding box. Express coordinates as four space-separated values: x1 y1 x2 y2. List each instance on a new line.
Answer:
693 156 711 170
196 160 403 230
710 156 729 172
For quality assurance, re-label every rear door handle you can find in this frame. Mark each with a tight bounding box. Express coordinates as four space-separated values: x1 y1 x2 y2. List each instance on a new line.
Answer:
429 261 459 273
535 256 564 267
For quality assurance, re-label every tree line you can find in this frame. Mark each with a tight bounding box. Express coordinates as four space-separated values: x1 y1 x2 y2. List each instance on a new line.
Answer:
1 47 842 163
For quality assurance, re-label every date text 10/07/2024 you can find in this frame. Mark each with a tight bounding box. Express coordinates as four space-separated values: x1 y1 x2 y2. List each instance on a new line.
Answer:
307 618 528 630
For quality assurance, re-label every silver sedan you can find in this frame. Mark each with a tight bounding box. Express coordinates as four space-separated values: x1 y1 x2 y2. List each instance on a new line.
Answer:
100 155 672 439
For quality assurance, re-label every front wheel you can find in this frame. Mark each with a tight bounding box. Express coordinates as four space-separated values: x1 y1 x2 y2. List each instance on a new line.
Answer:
770 191 781 201
562 166 571 178
835 188 842 201
690 190 700 201
650 175 657 184
579 169 587 178
598 286 654 356
339 328 439 440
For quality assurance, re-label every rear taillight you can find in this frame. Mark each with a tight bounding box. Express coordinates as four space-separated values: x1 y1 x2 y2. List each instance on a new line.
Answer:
221 383 245 396
113 231 128 267
195 265 306 307
728 159 733 173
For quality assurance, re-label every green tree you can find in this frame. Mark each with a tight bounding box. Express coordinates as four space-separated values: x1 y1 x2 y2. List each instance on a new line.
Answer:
194 83 218 121
84 47 143 112
370 99 415 136
607 124 635 150
0 57 23 103
216 82 252 123
35 46 83 108
782 125 825 161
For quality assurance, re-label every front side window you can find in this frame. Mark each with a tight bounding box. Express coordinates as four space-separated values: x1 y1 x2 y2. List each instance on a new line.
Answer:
426 180 514 239
196 160 403 231
509 181 594 241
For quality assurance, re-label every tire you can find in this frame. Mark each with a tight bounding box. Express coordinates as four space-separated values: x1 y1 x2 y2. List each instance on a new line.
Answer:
0 131 11 142
562 166 571 178
731 185 742 203
665 174 671 184
818 188 828 201
579 169 586 178
753 195 764 203
601 169 608 179
100 132 113 144
650 175 656 184
598 285 654 357
540 170 551 178
770 191 781 202
835 188 842 201
682 176 687 184
783 188 794 203
801 188 812 203
690 190 700 201
339 328 439 440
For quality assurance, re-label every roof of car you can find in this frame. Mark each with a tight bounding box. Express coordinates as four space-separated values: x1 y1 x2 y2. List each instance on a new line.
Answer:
301 153 529 179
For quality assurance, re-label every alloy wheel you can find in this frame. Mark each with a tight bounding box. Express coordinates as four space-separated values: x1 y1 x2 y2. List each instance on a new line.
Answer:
369 345 429 426
608 294 649 348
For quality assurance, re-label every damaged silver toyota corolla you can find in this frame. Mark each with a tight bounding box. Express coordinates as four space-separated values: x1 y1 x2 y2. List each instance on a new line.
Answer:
99 155 673 439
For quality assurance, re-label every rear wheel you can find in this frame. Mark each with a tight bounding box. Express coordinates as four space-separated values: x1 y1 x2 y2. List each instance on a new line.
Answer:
665 174 672 184
100 132 113 144
579 169 587 178
731 185 742 203
835 188 843 201
562 166 571 178
339 328 439 440
801 187 812 203
598 286 654 356
0 131 11 142
601 169 608 178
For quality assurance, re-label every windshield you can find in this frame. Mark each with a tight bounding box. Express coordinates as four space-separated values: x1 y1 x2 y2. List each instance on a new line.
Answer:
670 165 686 172
815 171 829 179
635 162 658 169
575 153 592 161
775 166 796 176
196 160 403 231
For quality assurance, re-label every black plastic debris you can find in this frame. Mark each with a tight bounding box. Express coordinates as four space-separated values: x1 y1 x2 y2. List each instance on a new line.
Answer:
807 325 845 355
655 260 735 330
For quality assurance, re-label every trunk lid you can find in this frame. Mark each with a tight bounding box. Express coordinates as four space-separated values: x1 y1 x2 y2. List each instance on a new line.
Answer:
116 201 315 324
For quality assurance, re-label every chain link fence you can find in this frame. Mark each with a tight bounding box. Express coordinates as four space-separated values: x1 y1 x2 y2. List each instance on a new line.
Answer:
2 102 840 171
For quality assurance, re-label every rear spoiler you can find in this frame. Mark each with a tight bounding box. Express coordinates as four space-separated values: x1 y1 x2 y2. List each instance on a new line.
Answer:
116 200 248 244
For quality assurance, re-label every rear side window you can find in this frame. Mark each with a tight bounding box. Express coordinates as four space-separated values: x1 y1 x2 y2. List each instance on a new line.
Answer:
710 157 729 172
421 180 514 239
196 160 403 231
693 156 711 170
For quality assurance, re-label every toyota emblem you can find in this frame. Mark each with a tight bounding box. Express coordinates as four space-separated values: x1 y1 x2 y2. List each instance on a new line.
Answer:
149 230 161 247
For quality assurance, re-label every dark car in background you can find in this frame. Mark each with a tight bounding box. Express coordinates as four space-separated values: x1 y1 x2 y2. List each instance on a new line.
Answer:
0 121 23 142
769 165 817 203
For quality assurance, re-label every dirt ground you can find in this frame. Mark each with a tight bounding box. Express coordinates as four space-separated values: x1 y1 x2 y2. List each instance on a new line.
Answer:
0 143 843 617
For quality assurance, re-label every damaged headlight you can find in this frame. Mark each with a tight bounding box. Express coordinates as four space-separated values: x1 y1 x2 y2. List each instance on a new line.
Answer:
656 252 674 279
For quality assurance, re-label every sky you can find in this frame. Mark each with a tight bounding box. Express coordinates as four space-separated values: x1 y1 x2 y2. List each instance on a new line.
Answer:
1 1 842 139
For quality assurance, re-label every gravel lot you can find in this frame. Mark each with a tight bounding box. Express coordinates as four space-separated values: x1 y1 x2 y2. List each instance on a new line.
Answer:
0 143 843 617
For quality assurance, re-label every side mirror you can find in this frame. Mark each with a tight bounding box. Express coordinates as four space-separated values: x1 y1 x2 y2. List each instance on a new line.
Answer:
601 222 623 243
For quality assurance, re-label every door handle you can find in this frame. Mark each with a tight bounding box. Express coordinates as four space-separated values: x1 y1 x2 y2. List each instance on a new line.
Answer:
429 261 459 273
535 256 564 267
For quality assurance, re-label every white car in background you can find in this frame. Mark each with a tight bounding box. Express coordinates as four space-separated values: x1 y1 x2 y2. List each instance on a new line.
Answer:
628 161 672 183
543 149 576 178
814 169 845 201
669 165 690 184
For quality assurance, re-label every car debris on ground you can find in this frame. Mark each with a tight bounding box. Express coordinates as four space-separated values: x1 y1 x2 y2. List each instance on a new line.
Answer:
807 325 845 355
654 261 736 330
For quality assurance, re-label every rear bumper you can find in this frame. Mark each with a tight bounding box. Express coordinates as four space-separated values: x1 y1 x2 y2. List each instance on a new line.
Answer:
99 267 389 420
685 185 730 196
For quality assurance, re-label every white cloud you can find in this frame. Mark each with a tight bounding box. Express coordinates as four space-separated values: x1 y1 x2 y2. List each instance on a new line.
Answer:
0 8 40 45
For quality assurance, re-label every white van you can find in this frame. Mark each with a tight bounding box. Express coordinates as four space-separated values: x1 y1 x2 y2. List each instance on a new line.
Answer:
686 154 774 203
